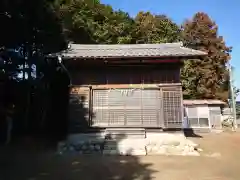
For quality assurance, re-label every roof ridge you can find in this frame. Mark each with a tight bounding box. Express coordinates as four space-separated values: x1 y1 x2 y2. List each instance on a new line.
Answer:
69 42 184 50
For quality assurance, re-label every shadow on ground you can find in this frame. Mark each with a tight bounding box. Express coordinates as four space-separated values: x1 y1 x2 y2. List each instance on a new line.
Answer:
183 128 203 138
0 140 156 180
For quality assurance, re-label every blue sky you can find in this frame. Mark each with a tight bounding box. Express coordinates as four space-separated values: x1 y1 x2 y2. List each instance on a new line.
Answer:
102 0 240 100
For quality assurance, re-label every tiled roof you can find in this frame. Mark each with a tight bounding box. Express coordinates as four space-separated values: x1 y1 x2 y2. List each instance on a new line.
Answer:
49 42 207 59
183 100 226 105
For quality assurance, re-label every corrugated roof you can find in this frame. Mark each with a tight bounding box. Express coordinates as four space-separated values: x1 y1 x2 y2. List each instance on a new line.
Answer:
48 42 207 59
183 100 226 105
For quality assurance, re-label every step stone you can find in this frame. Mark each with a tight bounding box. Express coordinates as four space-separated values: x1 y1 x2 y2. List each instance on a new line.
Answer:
105 128 146 140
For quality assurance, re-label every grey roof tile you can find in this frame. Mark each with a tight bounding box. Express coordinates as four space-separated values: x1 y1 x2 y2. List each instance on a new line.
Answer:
50 42 207 59
183 100 226 105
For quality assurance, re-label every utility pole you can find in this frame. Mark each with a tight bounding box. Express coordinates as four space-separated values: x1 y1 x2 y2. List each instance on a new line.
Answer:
228 64 237 129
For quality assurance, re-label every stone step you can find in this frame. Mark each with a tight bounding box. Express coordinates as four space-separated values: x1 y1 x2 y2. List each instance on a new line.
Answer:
103 139 146 152
105 128 146 139
103 149 146 156
105 128 145 132
105 133 146 139
67 133 106 143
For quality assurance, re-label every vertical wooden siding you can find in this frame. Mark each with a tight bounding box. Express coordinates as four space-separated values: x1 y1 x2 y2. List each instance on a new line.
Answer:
68 87 91 133
70 65 180 85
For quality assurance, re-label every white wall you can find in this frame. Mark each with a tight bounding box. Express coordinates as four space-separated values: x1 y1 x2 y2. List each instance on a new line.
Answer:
184 105 210 128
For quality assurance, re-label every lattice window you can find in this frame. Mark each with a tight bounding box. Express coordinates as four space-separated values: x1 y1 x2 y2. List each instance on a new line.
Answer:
162 90 182 128
186 105 210 127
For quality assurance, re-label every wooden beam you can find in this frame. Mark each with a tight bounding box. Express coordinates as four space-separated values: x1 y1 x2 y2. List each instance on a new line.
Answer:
69 83 182 90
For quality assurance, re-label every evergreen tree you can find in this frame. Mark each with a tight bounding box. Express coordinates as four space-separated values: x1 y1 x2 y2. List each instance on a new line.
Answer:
181 12 232 101
134 12 181 43
59 0 135 44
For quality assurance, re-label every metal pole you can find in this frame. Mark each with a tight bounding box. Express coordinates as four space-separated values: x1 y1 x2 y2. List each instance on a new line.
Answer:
229 65 237 129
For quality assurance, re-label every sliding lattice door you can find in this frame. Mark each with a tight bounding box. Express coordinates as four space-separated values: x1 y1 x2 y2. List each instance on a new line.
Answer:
91 88 162 127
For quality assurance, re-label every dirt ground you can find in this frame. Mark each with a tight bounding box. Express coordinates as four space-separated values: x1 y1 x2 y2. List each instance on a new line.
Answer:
1 132 240 180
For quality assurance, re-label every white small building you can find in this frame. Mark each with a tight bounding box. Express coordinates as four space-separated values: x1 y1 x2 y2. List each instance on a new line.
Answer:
183 100 226 130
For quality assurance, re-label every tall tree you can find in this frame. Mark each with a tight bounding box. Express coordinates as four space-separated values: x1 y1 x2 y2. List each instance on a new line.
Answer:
181 12 231 101
59 0 135 44
0 0 67 82
134 12 181 43
0 0 66 53
0 0 68 136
